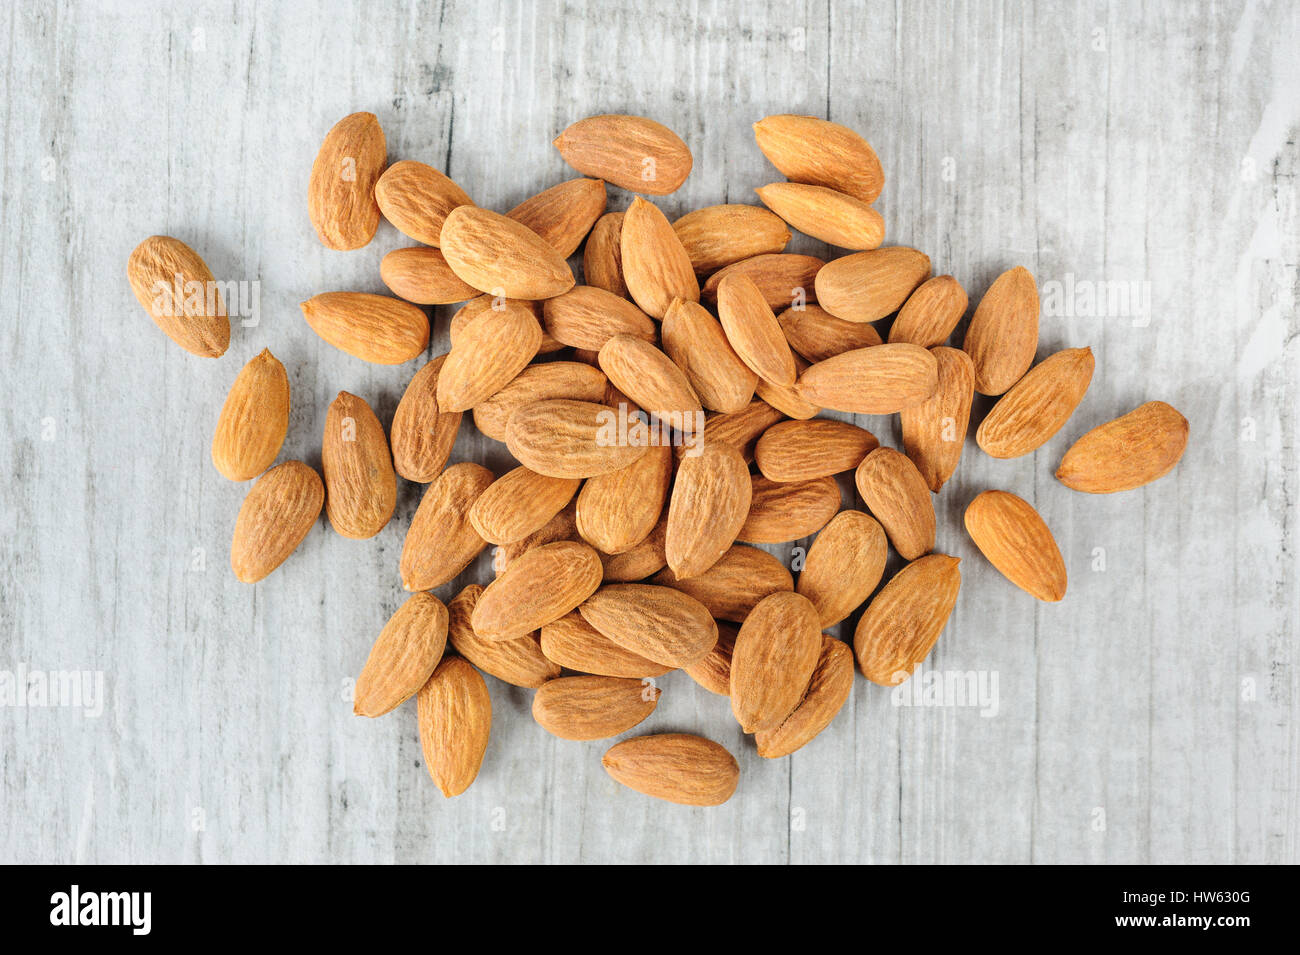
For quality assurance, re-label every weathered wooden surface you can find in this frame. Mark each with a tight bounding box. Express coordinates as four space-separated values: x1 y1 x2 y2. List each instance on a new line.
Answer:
1 0 1296 864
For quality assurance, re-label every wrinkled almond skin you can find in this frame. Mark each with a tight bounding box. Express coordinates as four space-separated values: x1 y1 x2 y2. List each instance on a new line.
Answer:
473 361 608 443
450 295 561 353
755 182 885 250
308 112 386 250
797 342 939 414
702 253 825 311
127 235 230 358
448 585 560 688
755 636 854 758
888 275 968 347
754 419 879 482
374 159 473 247
653 545 793 623
964 266 1040 395
472 541 603 641
577 444 672 555
599 334 702 423
440 205 575 299
542 285 656 351
661 298 758 414
507 177 607 257
779 304 882 362
683 622 737 695
579 584 718 668
1056 401 1189 493
436 301 543 413
598 513 669 582
753 114 884 204
756 354 820 420
690 400 785 464
796 510 888 627
400 462 494 591
665 443 753 578
470 466 580 546
506 399 650 479
554 114 692 194
854 554 961 685
583 212 628 298
965 490 1067 602
417 656 491 798
353 593 449 718
539 612 673 678
380 246 479 305
621 196 700 319
494 504 579 575
602 734 739 806
739 475 841 543
900 347 975 492
230 461 323 583
532 675 661 741
322 391 397 540
978 347 1095 458
855 447 935 561
672 204 791 274
211 348 289 481
814 247 932 323
717 272 798 386
300 292 429 365
730 591 822 733
390 355 462 483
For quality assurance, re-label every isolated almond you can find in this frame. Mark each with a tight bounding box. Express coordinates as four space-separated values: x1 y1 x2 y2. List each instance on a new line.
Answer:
689 400 785 463
621 196 700 319
576 444 672 555
964 490 1067 601
583 212 628 297
506 399 650 479
814 247 931 323
778 304 882 362
602 734 739 806
553 114 692 194
662 443 752 578
390 355 462 483
755 354 821 420
599 334 702 424
702 253 825 310
505 177 606 257
470 466 580 545
417 656 491 798
473 541 603 641
899 347 975 492
374 159 473 247
888 275 968 347
380 246 479 305
755 636 854 758
353 593 449 718
796 510 888 627
473 361 608 442
542 285 657 351
1056 401 1189 493
730 591 821 733
754 419 878 482
494 504 579 575
672 204 791 274
539 612 672 678
739 475 841 543
533 676 661 741
448 585 560 688
854 447 935 560
579 584 718 668
683 623 737 695
797 343 938 414
211 348 289 481
300 292 429 365
717 272 798 386
661 299 758 414
598 513 669 582
436 301 543 412
755 182 885 250
854 554 961 685
978 347 1095 458
127 235 230 358
307 112 386 250
400 462 494 591
653 544 793 622
440 205 575 299
230 461 323 583
322 391 397 540
964 266 1040 395
753 114 884 204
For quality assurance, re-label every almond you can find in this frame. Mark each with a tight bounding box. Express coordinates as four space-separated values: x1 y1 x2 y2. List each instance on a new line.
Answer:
661 298 758 414
964 266 1040 395
814 247 931 323
602 734 739 806
753 114 884 204
374 159 473 247
702 253 824 311
494 504 579 575
1056 401 1189 493
506 177 607 257
473 361 608 443
211 348 289 481
755 182 885 250
665 443 752 578
390 355 463 483
576 444 672 555
470 466 581 545
448 585 560 688
127 235 230 358
417 656 491 797
539 612 673 678
888 275 968 347
300 292 429 365
322 391 396 540
854 447 935 560
380 246 479 305
436 300 543 412
899 347 975 492
506 398 650 479
755 636 853 758
964 490 1067 601
579 584 718 668
977 347 1095 458
532 676 661 741
400 462 494 591
230 461 323 583
598 514 669 582
688 400 784 464
440 205 575 299
671 204 791 274
621 196 700 319
599 334 702 423
553 114 692 194
683 622 737 695
778 304 882 362
796 510 888 626
755 354 820 420
542 285 657 351
353 593 449 718
472 540 603 641
797 342 938 414
730 591 821 733
653 544 793 623
754 419 878 482
854 554 961 685
717 272 798 386
307 111 386 250
583 212 628 298
739 475 841 543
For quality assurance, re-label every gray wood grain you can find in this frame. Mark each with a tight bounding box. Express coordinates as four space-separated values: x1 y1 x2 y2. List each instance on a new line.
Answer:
0 0 1296 864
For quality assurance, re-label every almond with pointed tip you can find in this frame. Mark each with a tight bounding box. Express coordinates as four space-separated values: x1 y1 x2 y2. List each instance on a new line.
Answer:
380 246 479 305
472 540 603 641
753 114 884 204
507 177 607 257
683 622 737 695
322 391 396 540
374 159 473 247
211 348 289 481
672 204 791 274
688 400 784 464
506 399 650 479
583 212 628 297
756 354 820 420
778 304 882 362
599 334 702 424
576 444 672 555
620 196 699 319
542 285 656 351
730 591 822 733
473 361 608 443
661 298 759 414
717 272 798 386
739 475 840 543
814 247 931 323
579 584 718 668
602 734 739 806
854 447 935 560
436 301 543 412
390 355 462 483
553 114 692 194
755 419 879 482
230 461 323 583
702 253 825 310
964 266 1040 395
539 612 673 678
353 593 449 718
964 490 1067 601
399 462 494 591
854 554 961 685
653 544 792 623
888 275 968 347
447 585 560 688
978 347 1095 458
899 346 975 493
127 235 230 357
797 342 938 414
665 443 752 579
300 292 429 365
308 112 386 250
469 466 581 545
755 182 885 250
1056 401 1189 493
533 675 661 741
440 205 575 299
417 656 491 797
755 636 854 758
796 510 888 627
450 295 557 351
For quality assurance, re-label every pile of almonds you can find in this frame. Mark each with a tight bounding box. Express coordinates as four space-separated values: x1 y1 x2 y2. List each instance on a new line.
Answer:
127 111 1189 807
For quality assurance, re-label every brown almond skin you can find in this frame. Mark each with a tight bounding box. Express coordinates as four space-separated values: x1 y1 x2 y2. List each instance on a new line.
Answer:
688 400 785 464
506 177 607 257
553 114 692 195
756 354 821 420
400 462 494 591
753 114 884 204
599 334 702 423
814 247 932 323
417 657 491 798
888 275 968 347
755 182 885 250
672 204 791 274
778 304 882 362
495 504 579 575
506 399 650 479
470 466 581 546
683 622 737 695
965 490 1067 602
473 541 604 641
900 347 975 492
730 591 822 733
474 361 609 443
576 444 672 555
353 593 449 718
1056 401 1189 493
964 266 1040 395
374 159 473 247
380 246 479 305
579 584 718 668
300 292 429 365
754 419 879 482
661 298 758 414
308 111 386 250
797 342 939 414
211 348 289 481
436 301 543 413
755 636 854 758
653 545 793 623
854 554 961 685
797 510 888 627
230 461 324 583
440 205 575 299
127 235 230 358
621 196 700 319
978 347 1095 458
739 475 841 543
322 391 397 540
542 285 656 351
540 612 673 678
448 585 560 688
702 253 825 311
532 676 661 741
598 513 669 582
717 272 798 386
583 212 628 298
602 734 739 806
665 443 752 579
450 295 561 352
855 447 935 560
390 355 462 483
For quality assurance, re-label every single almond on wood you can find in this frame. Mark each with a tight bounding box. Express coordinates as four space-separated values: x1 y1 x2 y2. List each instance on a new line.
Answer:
621 196 700 319
672 204 791 274
322 391 396 540
539 612 672 678
964 490 1067 601
754 419 878 482
127 235 230 358
978 347 1095 458
1056 401 1189 493
888 275 968 347
400 462 494 591
739 475 841 543
507 177 607 257
702 253 825 311
599 334 702 424
308 111 386 250
854 554 961 685
661 298 758 414
576 443 672 555
778 304 882 362
797 342 938 414
899 347 975 492
579 584 718 668
230 461 323 583
532 675 661 741
211 348 289 481
472 540 603 641
553 114 692 194
755 636 854 758
300 292 429 365
653 544 793 623
374 159 473 247
506 399 650 479
683 623 737 695
448 585 560 688
440 205 575 299
436 301 543 412
730 591 821 733
353 593 449 718
753 114 884 204
814 247 931 323
665 443 752 579
470 466 581 545
380 246 479 305
796 510 888 627
755 182 885 250
473 361 608 443
390 355 462 483
602 734 739 806
717 272 798 386
854 447 935 560
964 266 1040 395
542 285 656 351
417 656 491 798
583 211 628 297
